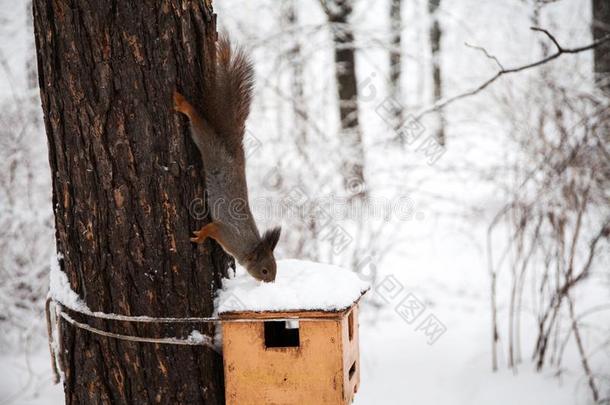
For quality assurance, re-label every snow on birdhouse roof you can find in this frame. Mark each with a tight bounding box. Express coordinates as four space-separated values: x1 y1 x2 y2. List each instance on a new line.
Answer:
216 259 369 315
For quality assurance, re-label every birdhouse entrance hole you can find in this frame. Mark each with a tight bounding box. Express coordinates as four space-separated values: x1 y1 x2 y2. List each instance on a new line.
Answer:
348 360 357 380
264 321 300 348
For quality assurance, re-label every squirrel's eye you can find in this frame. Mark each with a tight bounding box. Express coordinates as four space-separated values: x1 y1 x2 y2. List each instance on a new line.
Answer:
262 269 268 275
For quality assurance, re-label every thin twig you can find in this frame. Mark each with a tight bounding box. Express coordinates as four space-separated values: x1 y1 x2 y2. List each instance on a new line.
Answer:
464 42 504 70
530 27 562 52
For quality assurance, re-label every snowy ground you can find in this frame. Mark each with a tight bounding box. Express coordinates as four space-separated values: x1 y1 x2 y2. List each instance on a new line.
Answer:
357 319 578 405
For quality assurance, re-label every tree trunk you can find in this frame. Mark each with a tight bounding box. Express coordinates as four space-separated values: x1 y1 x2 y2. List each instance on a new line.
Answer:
389 0 403 131
280 0 322 260
593 0 610 93
428 0 445 145
32 1 230 404
25 0 38 93
282 0 308 155
322 1 366 199
592 0 610 182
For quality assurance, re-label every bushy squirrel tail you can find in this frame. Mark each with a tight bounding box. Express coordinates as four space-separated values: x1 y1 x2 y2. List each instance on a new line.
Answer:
202 34 254 154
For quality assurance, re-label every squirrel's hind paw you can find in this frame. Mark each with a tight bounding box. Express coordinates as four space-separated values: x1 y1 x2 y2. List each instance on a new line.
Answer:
190 222 220 244
190 230 205 244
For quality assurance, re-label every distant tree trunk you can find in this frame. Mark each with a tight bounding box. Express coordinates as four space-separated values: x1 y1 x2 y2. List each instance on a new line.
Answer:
414 2 425 108
281 0 322 260
25 0 42 132
25 0 37 92
389 0 403 131
282 0 308 155
593 0 610 93
32 1 230 404
321 0 366 199
593 0 610 185
428 0 445 145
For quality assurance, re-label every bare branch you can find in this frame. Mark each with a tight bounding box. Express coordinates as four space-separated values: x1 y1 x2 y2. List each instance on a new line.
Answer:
416 29 610 119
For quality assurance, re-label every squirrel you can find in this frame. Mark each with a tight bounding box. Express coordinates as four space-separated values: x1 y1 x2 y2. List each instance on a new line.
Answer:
174 35 280 283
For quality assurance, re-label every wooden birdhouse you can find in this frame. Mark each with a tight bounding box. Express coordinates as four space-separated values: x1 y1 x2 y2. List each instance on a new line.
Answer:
217 259 369 405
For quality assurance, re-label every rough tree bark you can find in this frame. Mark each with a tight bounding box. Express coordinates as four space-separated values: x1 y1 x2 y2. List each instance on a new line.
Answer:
33 1 230 404
320 0 366 199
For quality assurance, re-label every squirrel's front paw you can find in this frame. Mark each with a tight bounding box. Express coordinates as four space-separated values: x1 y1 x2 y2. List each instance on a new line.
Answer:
173 91 186 112
190 230 204 244
190 223 220 244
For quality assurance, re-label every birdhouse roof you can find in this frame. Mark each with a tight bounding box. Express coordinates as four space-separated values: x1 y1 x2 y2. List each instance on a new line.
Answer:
216 259 369 318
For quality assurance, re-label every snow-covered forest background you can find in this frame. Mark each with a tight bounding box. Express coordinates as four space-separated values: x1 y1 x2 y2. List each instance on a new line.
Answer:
1 0 609 404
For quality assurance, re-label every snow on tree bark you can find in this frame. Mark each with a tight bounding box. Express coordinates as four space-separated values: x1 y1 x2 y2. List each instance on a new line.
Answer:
32 1 230 403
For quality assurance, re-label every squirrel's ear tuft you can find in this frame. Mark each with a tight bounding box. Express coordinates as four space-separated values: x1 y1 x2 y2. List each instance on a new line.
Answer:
262 226 281 251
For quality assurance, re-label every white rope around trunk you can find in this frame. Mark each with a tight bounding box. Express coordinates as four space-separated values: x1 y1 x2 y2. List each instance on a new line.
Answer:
44 296 343 384
59 311 218 348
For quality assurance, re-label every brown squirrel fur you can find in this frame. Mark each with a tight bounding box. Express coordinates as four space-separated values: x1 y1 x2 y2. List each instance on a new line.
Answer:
174 35 280 283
